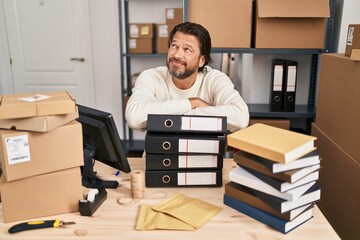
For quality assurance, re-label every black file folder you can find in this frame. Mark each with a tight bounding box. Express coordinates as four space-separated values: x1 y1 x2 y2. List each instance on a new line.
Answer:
147 114 227 134
270 59 286 112
145 169 222 187
145 133 226 155
146 153 223 170
283 61 298 112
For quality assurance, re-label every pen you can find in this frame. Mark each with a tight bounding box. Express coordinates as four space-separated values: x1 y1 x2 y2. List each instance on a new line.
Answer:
8 220 75 234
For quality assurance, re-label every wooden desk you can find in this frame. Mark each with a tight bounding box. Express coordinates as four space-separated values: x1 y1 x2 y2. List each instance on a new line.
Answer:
0 158 340 239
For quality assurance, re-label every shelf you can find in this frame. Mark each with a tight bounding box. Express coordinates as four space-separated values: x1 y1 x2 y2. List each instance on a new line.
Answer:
123 49 328 57
249 104 315 118
211 48 328 55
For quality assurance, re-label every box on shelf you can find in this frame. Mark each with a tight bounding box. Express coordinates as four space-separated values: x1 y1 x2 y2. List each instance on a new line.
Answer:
311 123 360 240
0 107 79 132
316 53 360 162
0 121 83 181
0 91 76 119
0 167 83 223
165 8 183 25
254 0 330 48
249 118 290 130
188 0 252 48
345 24 360 58
128 38 154 54
129 23 154 38
156 24 175 54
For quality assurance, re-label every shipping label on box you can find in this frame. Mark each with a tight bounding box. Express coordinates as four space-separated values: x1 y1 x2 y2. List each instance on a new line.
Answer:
0 120 83 181
0 91 76 119
345 24 360 57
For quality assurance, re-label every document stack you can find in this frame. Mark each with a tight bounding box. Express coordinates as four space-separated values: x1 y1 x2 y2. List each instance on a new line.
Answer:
224 123 321 234
144 114 227 187
0 91 84 223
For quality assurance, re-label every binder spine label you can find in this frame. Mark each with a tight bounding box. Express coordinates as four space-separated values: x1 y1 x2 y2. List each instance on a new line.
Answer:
178 139 220 154
273 65 284 91
177 172 217 185
181 116 223 132
178 155 218 168
286 66 297 92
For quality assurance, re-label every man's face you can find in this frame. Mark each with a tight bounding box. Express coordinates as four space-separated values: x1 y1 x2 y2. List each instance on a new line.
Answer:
167 32 205 80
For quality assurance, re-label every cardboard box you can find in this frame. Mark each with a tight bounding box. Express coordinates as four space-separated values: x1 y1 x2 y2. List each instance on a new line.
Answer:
0 107 79 132
0 167 83 223
345 24 360 57
316 53 360 162
165 8 183 25
129 23 154 38
311 123 360 240
0 91 76 120
128 38 153 54
249 118 290 130
188 0 252 48
254 0 330 48
156 24 175 54
0 121 83 181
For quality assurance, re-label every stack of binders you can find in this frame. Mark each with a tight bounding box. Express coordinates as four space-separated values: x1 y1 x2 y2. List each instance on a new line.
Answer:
224 123 321 234
144 114 227 187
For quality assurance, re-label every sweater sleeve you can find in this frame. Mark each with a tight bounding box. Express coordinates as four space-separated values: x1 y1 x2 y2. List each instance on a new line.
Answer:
185 70 249 132
125 69 192 131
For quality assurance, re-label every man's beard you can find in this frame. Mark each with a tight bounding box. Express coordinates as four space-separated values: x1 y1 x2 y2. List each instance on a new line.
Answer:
167 57 198 80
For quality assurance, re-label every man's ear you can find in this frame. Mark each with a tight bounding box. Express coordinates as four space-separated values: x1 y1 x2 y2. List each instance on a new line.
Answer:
199 55 206 68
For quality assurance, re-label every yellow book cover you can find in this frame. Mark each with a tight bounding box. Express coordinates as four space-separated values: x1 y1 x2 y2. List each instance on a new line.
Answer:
227 124 316 164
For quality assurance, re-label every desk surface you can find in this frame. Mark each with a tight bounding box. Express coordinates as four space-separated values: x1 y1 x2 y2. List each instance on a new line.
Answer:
0 158 339 240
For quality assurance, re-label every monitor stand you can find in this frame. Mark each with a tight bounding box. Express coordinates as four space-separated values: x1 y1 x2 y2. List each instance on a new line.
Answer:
81 147 119 189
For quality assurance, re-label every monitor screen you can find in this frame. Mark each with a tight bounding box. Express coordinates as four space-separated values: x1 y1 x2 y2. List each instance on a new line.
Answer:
77 104 131 189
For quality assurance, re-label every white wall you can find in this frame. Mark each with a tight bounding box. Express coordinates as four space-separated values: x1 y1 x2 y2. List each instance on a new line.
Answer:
333 0 360 53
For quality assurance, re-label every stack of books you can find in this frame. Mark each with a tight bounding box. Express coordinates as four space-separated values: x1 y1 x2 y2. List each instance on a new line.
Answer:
224 123 321 234
144 114 227 187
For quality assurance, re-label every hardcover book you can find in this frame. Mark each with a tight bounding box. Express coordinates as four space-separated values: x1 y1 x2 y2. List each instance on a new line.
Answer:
229 166 316 201
226 181 321 213
225 182 313 221
234 150 320 173
234 151 321 183
227 124 316 163
224 194 313 234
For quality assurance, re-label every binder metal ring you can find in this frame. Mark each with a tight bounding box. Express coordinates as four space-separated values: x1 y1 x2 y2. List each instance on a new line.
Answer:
287 96 294 102
162 158 171 167
164 119 173 128
162 141 171 150
274 96 280 102
162 175 170 183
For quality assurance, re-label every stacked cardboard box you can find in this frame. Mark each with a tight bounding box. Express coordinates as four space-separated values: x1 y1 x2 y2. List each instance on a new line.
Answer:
144 114 226 187
156 8 183 54
128 23 155 53
312 53 360 239
0 91 84 223
225 124 321 234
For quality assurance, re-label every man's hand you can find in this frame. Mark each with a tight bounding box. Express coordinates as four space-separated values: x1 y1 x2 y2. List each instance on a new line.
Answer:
188 97 211 109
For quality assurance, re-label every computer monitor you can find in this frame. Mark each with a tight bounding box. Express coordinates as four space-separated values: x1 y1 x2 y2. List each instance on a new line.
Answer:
77 104 131 189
